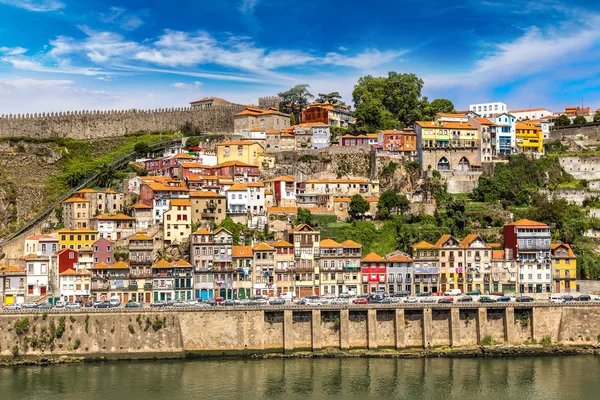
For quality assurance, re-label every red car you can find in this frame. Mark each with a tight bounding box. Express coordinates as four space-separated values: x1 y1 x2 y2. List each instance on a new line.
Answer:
434 292 444 297
352 298 369 304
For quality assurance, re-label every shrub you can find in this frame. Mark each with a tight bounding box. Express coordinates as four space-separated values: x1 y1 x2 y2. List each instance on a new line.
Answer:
56 316 66 338
481 335 496 346
70 316 76 323
15 317 30 335
540 336 552 346
74 339 81 350
42 312 48 321
85 315 89 333
128 324 135 334
12 344 19 358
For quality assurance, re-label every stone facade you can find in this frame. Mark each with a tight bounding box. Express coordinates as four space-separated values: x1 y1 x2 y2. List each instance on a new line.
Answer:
0 105 245 139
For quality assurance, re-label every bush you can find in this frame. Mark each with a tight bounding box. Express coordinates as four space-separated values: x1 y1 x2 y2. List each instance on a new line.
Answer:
540 336 552 346
128 324 135 334
56 316 66 338
74 339 81 350
480 335 496 346
15 318 30 335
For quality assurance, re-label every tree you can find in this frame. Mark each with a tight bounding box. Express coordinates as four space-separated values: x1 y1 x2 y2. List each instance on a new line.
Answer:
219 216 246 245
295 208 312 225
134 142 151 156
353 92 399 133
352 72 425 130
377 190 403 218
289 113 296 126
316 92 344 105
594 110 600 122
397 194 410 215
349 194 369 220
554 114 571 127
278 84 314 122
421 98 455 121
573 116 587 125
96 162 117 188
185 136 201 148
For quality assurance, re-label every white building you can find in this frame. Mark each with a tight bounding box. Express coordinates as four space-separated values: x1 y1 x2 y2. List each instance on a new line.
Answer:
491 113 516 154
469 102 508 119
59 268 92 303
226 184 248 214
241 127 267 141
508 108 553 121
22 254 50 298
93 214 136 241
153 197 170 225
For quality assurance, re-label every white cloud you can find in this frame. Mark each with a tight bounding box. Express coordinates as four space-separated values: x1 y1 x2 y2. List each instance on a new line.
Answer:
1 56 110 76
0 46 27 55
0 0 64 12
322 49 409 69
99 7 144 31
239 0 260 14
172 81 203 89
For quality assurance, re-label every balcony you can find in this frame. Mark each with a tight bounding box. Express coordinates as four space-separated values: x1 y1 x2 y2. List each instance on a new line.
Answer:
337 278 345 284
227 208 247 214
154 283 173 289
467 276 473 283
449 256 455 262
128 284 138 290
475 255 481 262
129 244 153 251
92 282 109 290
144 283 153 290
213 254 232 261
174 271 193 278
207 203 217 209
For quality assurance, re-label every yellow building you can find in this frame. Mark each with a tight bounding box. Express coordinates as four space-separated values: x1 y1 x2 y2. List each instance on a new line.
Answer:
57 228 99 250
163 199 192 245
216 141 264 166
415 120 479 148
411 241 440 294
551 244 576 293
257 153 275 170
516 122 543 156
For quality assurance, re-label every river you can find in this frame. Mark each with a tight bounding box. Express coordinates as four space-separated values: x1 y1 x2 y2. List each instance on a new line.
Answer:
1 356 599 399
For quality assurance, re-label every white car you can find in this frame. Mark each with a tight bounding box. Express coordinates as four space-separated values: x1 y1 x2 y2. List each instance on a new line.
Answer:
65 302 82 309
331 299 350 305
404 297 419 303
549 296 565 303
419 297 436 303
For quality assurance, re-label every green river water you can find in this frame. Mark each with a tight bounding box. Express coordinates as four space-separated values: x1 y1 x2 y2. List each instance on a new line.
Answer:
1 356 599 399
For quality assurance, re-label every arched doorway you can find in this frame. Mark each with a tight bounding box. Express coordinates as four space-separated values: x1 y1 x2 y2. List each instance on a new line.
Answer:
457 157 470 172
437 157 450 171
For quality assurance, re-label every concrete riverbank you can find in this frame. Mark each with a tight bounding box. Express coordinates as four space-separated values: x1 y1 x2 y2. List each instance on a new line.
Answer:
2 304 600 363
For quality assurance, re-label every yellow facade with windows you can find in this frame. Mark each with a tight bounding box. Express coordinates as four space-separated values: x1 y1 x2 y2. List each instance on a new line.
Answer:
216 141 264 166
57 228 98 250
516 122 543 155
551 244 577 293
416 121 479 148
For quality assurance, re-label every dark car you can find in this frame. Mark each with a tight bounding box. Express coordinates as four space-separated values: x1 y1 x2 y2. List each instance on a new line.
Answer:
124 301 142 308
576 295 591 302
497 296 512 302
392 291 410 297
84 301 93 308
562 295 575 301
269 298 286 306
204 299 217 306
37 302 53 310
353 298 369 305
467 290 481 296
151 301 166 308
368 294 384 303
94 301 110 308
490 292 505 297
457 296 473 302
417 292 432 297
479 296 497 303
438 297 453 304
221 300 236 306
516 296 534 303
379 298 395 304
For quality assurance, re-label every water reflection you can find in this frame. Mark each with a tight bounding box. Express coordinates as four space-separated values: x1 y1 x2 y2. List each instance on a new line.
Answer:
1 356 599 400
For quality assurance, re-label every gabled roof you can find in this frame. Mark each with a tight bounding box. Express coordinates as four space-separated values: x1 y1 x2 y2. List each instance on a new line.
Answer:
340 239 361 248
213 227 232 236
193 228 212 235
412 241 437 249
153 259 173 269
386 253 413 262
232 246 253 257
291 224 316 233
92 262 110 269
253 242 275 251
110 261 130 269
1 265 25 274
228 183 247 191
459 234 488 248
435 234 459 248
174 259 193 267
129 232 152 241
362 252 386 262
320 238 341 248
190 191 225 198
273 240 293 247
130 202 152 209
551 243 576 257
63 197 88 203
506 219 549 227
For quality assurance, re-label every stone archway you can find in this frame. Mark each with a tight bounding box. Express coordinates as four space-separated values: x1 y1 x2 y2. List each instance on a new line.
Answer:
457 156 470 172
437 156 450 171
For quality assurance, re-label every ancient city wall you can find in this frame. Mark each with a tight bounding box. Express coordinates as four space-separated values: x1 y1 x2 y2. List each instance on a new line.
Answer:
2 304 600 359
0 105 245 139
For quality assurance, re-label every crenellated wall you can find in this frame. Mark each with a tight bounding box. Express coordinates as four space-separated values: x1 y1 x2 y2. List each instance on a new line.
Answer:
2 304 600 359
0 104 245 139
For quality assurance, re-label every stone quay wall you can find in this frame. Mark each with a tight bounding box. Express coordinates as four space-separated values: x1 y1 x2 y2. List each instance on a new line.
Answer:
0 104 245 139
2 304 600 359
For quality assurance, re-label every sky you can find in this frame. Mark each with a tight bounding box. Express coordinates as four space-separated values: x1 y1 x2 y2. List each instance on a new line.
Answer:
0 0 599 114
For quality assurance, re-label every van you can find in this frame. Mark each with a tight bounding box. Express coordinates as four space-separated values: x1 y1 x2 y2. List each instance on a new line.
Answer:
108 296 121 308
280 292 296 301
444 289 462 296
549 296 564 303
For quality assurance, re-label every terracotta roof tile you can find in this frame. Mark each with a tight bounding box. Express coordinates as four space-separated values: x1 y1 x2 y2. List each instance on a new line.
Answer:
362 252 386 262
232 246 253 257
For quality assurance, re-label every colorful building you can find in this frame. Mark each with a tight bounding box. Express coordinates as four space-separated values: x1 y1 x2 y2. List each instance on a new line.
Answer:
551 244 576 293
216 141 264 166
57 228 98 250
411 241 439 294
361 252 387 294
516 122 544 156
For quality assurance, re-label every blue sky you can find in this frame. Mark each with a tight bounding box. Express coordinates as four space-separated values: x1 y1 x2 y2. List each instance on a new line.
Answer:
0 0 599 113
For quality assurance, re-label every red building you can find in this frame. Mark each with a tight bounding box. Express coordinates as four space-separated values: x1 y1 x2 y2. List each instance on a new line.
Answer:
144 153 196 177
139 180 190 206
361 252 387 294
341 134 370 146
56 248 78 274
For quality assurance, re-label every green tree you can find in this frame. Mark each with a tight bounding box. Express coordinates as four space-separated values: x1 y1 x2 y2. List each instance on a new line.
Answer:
185 136 201 148
378 190 403 218
134 142 151 156
554 114 571 127
573 116 587 125
349 194 369 220
290 113 296 126
315 92 344 105
421 98 456 121
353 92 399 132
594 110 600 122
397 194 410 215
278 84 314 122
219 216 246 245
96 162 117 188
295 208 312 225
352 72 425 130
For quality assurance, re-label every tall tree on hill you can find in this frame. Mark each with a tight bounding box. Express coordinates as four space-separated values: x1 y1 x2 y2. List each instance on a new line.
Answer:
554 114 571 127
594 110 600 122
290 113 296 126
316 92 345 105
278 84 314 123
349 194 369 220
573 116 587 125
352 72 425 130
353 92 399 133
421 98 456 121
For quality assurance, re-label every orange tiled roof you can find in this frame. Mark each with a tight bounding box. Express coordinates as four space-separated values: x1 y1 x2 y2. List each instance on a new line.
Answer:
508 107 549 113
228 183 247 191
92 262 110 270
551 243 576 257
474 117 496 125
416 121 477 129
77 188 97 193
190 191 225 198
341 239 361 248
264 175 295 182
320 238 342 248
507 219 549 227
110 260 130 269
193 228 212 235
131 202 152 209
435 234 455 248
174 259 192 267
95 213 134 220
492 250 505 259
268 207 298 213
170 199 191 207
233 246 253 257
129 232 152 241
386 253 413 262
63 197 88 203
412 241 437 249
153 259 173 269
274 240 293 247
459 234 487 248
254 242 275 251
362 252 386 262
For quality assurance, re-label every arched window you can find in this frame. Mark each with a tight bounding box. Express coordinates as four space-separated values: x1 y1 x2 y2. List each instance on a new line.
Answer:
457 157 470 172
437 157 450 171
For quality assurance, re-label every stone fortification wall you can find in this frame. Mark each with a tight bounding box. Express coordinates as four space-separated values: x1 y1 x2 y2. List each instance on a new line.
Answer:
2 304 600 359
550 124 600 141
559 156 600 180
0 105 245 139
